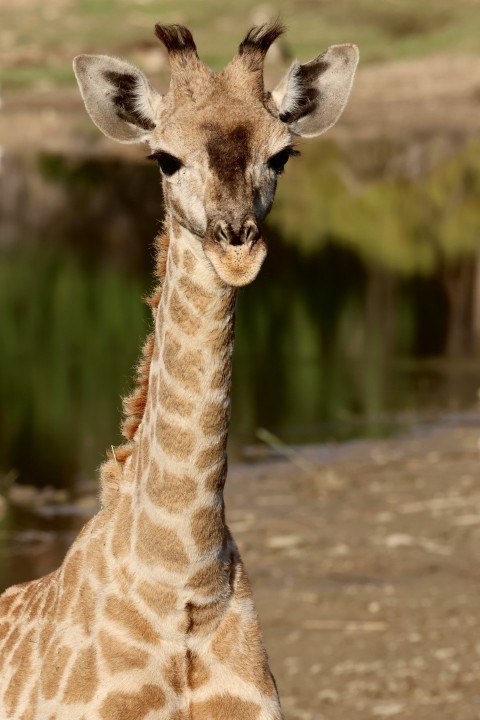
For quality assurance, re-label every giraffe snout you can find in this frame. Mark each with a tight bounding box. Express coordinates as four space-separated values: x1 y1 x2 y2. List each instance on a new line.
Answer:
213 219 260 249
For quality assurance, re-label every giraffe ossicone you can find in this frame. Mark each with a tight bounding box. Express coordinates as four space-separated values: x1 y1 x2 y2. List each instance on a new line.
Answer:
0 22 358 720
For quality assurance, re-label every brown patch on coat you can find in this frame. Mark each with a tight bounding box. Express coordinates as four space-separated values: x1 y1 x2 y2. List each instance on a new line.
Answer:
199 400 229 437
2 625 21 659
4 628 35 715
170 712 189 720
159 378 195 418
163 330 203 395
156 415 196 460
42 578 57 618
136 580 177 616
0 591 18 616
190 503 226 554
99 683 166 720
111 495 133 558
73 578 96 634
190 695 261 720
163 652 184 693
146 461 197 512
187 558 231 597
136 510 189 572
99 629 148 673
57 549 84 620
22 583 45 623
63 644 99 704
105 594 160 645
178 276 214 314
41 644 71 700
187 649 210 689
185 599 227 635
170 242 180 267
182 248 196 274
204 461 227 493
195 441 228 472
210 363 231 390
0 621 10 673
39 622 52 657
169 287 198 334
113 562 135 595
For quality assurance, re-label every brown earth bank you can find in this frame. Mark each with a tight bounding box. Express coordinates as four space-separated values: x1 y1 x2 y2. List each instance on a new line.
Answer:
1 422 480 719
2 54 480 158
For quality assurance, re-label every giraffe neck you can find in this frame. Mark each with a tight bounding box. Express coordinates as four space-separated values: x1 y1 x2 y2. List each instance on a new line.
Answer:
127 221 237 579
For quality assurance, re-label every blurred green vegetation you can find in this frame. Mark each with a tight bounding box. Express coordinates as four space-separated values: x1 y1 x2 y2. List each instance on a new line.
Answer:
2 137 480 485
1 0 480 89
274 139 480 272
0 248 149 486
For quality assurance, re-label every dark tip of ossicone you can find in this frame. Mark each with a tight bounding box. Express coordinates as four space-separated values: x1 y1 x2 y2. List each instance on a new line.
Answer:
154 23 198 55
238 20 285 58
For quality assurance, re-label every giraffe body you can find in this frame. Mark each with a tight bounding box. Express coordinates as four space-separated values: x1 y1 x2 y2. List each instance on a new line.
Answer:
0 23 358 720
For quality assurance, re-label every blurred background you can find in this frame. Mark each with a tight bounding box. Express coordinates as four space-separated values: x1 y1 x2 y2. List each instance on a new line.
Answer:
2 1 480 718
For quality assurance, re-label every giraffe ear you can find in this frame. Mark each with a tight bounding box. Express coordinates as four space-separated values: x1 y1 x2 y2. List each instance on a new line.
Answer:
272 44 359 138
73 54 162 144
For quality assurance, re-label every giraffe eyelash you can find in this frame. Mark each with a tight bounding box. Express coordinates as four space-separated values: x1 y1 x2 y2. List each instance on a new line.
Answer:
147 151 184 176
268 146 300 175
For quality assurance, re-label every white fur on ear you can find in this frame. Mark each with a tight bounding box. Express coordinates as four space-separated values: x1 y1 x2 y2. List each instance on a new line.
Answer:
73 54 163 144
272 44 359 138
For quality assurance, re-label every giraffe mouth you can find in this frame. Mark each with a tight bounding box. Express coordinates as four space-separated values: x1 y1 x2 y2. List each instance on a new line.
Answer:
203 235 267 287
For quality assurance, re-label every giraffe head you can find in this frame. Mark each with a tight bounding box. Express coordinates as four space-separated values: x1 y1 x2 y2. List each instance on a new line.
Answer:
74 23 358 286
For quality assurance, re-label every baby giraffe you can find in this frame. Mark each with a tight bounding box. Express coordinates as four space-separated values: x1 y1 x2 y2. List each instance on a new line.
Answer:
0 22 358 720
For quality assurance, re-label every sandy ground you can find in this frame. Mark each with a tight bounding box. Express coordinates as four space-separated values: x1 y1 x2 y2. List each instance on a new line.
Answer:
2 423 480 719
232 426 480 720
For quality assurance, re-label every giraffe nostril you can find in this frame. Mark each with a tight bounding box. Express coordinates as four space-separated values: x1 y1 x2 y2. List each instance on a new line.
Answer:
242 220 260 247
213 219 259 247
213 220 231 246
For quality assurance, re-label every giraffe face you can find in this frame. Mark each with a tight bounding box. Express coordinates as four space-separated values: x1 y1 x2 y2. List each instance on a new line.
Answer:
147 80 293 286
74 23 359 286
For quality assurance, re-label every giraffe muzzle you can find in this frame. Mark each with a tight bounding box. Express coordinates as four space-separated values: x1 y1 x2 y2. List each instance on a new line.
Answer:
204 219 267 287
213 219 260 250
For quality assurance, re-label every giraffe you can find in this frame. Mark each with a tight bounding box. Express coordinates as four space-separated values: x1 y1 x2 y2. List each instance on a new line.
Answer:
0 23 358 720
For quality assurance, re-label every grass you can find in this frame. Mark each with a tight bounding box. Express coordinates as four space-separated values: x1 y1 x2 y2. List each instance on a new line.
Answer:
1 0 480 90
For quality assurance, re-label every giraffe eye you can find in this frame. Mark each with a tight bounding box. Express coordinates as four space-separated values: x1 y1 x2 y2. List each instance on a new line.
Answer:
147 151 183 176
267 147 299 175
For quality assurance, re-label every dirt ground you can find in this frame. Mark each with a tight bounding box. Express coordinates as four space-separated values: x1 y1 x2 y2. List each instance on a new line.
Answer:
228 424 480 720
2 423 480 719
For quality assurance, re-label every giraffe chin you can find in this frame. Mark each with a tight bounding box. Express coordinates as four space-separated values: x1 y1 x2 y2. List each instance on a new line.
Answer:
203 236 267 287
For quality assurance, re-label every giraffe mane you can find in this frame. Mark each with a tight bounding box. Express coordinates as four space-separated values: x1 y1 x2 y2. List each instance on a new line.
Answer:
100 230 170 506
